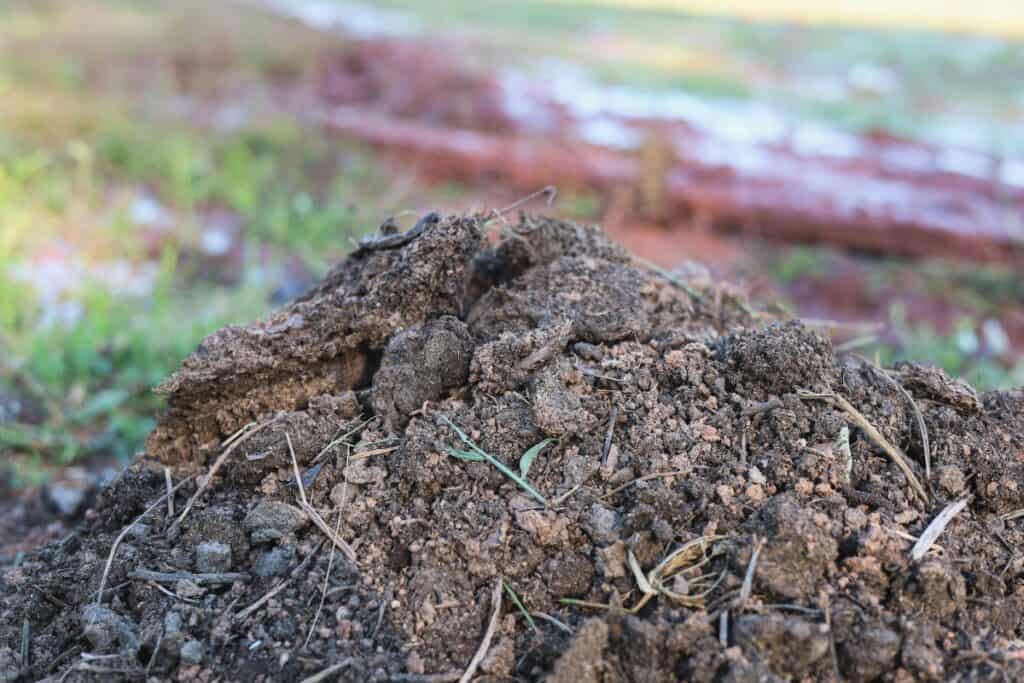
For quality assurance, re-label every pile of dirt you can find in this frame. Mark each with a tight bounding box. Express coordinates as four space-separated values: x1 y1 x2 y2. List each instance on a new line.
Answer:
3 213 1024 682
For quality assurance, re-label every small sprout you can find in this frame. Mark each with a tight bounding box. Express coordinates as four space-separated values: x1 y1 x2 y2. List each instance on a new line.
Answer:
446 448 484 462
519 439 553 479
441 416 548 506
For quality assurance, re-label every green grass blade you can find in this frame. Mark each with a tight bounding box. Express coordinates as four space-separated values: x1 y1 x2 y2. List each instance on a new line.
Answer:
445 447 485 462
503 580 537 633
441 416 548 506
519 438 552 478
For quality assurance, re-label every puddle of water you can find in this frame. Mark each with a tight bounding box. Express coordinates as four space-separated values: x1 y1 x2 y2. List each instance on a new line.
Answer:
9 244 158 328
260 0 419 38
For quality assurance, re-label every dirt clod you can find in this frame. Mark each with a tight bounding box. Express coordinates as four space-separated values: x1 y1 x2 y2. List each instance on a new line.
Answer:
3 213 1023 682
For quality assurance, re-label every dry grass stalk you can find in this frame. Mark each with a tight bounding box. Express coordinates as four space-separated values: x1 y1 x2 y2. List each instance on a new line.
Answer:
170 415 282 534
286 432 358 564
874 366 932 480
458 577 503 683
530 611 572 633
601 406 618 464
235 539 324 623
300 658 354 683
737 536 765 609
163 467 174 517
602 469 688 499
350 445 399 460
912 497 970 561
95 474 195 609
569 536 725 614
999 508 1024 522
312 416 376 463
305 443 353 648
798 390 928 503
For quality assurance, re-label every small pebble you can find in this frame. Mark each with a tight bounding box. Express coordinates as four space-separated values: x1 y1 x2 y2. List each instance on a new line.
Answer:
244 501 308 544
196 541 233 573
254 546 295 578
180 640 204 665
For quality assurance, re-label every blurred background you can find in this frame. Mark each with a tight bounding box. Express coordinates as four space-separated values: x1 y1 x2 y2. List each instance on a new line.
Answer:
1 0 1023 542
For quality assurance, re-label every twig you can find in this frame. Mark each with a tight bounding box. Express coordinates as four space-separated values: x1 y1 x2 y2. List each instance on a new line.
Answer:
742 398 784 417
289 431 358 564
767 605 824 617
221 420 257 449
287 433 309 507
551 483 582 507
20 619 29 669
304 449 351 648
873 367 932 481
312 416 375 463
129 569 250 585
798 391 928 503
834 335 879 354
355 211 438 253
148 581 199 605
1000 508 1024 522
600 407 618 465
530 612 573 634
95 475 195 609
350 446 399 460
632 255 702 302
300 658 353 683
912 497 970 561
824 596 842 682
737 536 765 609
235 540 324 622
145 629 162 675
390 674 462 683
602 470 687 499
164 467 174 518
301 502 357 564
170 416 281 534
371 585 391 641
458 577 503 683
504 580 537 633
487 186 557 222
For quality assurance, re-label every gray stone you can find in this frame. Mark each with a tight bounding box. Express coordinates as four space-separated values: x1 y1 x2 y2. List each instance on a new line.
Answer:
164 612 183 635
584 503 619 544
81 605 140 655
254 546 295 578
126 523 150 541
180 640 204 665
196 541 233 573
0 646 20 683
183 504 249 561
244 501 308 544
46 484 87 517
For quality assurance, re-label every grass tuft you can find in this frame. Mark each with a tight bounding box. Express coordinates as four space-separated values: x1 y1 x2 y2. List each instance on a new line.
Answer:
441 416 549 506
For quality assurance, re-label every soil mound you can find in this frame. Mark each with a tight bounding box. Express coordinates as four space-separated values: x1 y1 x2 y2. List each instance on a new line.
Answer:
3 213 1024 682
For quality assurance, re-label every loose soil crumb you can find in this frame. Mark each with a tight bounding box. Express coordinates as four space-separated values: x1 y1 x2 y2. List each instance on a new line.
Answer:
3 213 1024 682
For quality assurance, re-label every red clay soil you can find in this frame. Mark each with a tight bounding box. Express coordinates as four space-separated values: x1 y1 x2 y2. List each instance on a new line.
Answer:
308 35 1024 265
3 213 1023 682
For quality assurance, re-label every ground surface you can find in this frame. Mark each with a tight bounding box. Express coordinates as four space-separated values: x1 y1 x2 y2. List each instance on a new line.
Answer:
2 214 1023 682
2 0 1023 487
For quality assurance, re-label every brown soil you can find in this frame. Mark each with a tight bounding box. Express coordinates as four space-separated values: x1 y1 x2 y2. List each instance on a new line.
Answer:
3 213 1024 682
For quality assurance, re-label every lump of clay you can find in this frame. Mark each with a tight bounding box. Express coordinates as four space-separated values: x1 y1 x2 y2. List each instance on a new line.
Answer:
732 493 837 600
371 316 474 429
895 361 982 413
717 320 835 397
147 215 481 466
